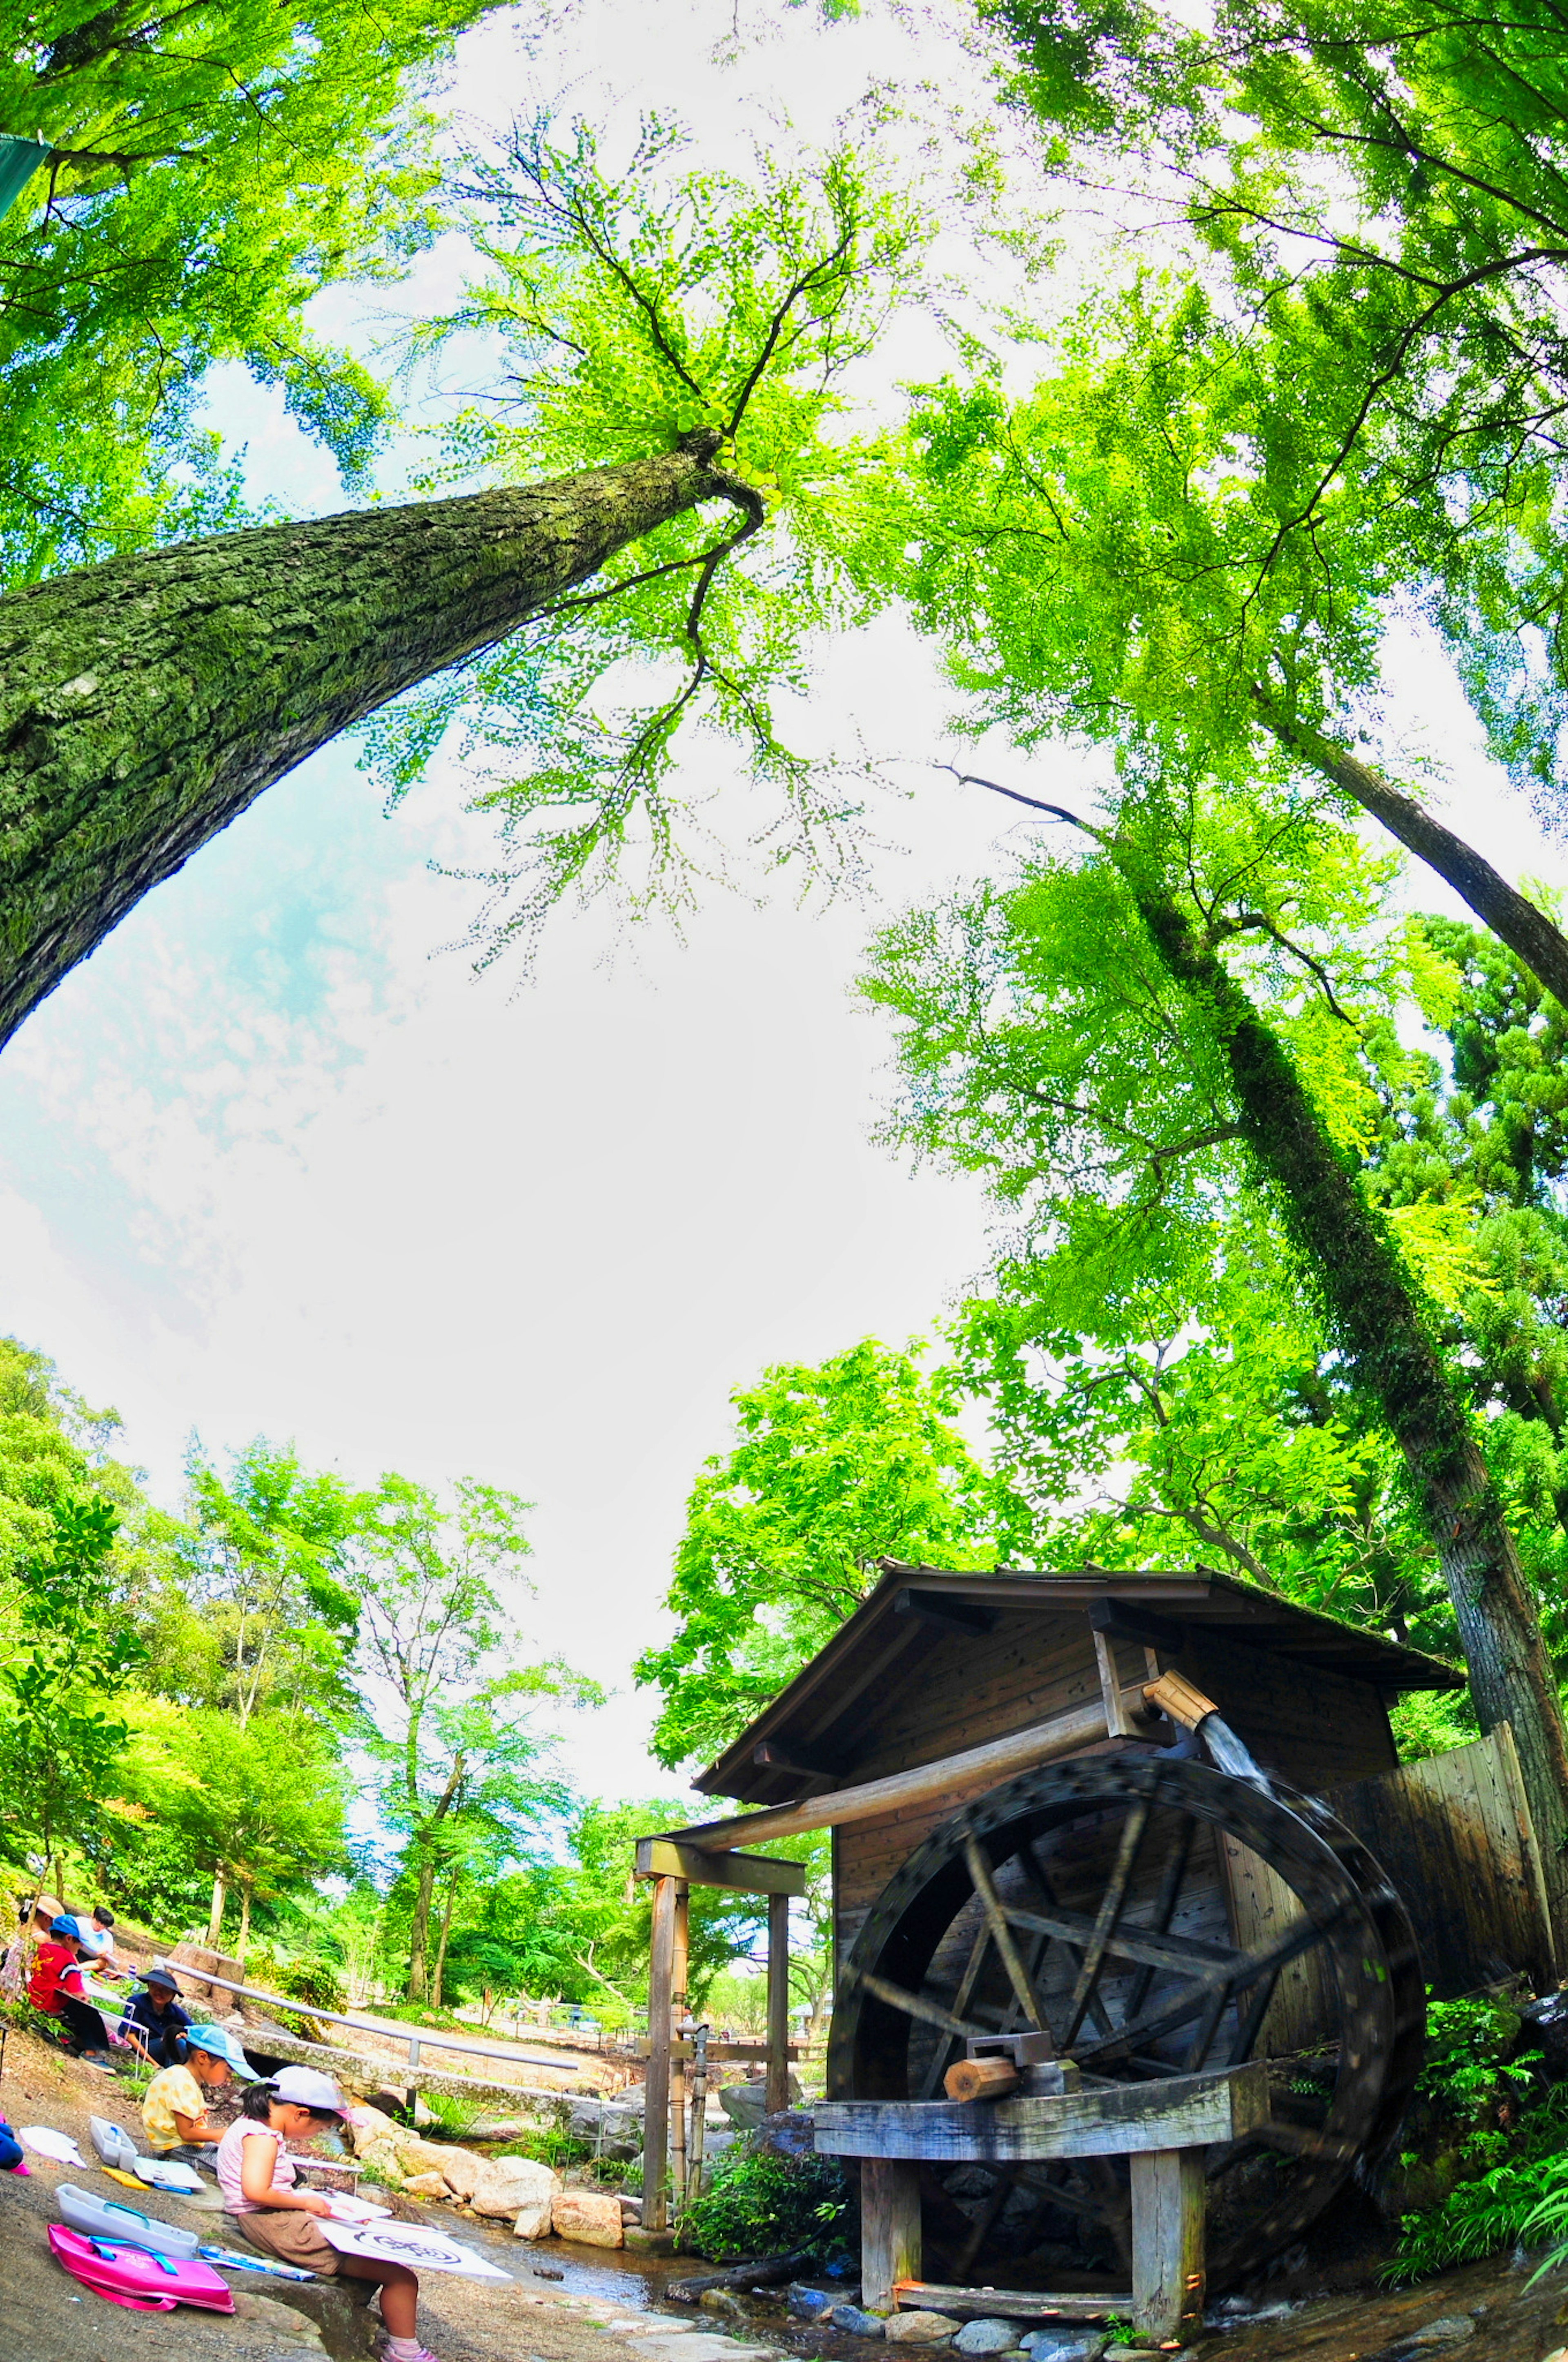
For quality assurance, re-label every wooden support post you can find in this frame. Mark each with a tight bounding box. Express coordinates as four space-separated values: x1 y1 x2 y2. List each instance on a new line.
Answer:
1129 2149 1205 2342
671 1881 690 2209
766 1890 791 2117
641 1873 678 2234
861 2158 922 2311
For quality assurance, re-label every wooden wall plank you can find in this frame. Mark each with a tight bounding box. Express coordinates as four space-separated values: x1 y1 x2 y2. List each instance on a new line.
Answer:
1326 1724 1555 1997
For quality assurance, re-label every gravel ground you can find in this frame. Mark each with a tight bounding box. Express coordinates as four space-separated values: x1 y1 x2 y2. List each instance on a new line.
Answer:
11 2025 1565 2362
0 2025 782 2362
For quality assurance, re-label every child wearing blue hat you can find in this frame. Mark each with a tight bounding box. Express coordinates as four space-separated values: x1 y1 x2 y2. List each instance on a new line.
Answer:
142 2024 257 2153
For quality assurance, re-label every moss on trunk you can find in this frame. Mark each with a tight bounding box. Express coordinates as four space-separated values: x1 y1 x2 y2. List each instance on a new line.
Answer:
1124 848 1568 1945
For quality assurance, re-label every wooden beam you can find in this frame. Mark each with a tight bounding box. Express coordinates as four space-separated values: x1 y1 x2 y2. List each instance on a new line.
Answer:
766 1892 791 2117
862 2159 922 2310
892 2286 1127 2322
753 1738 845 1780
893 1587 999 1636
634 2039 804 2062
670 1882 690 2209
634 1841 806 1895
1088 1599 1187 1654
659 1703 1109 1854
811 2063 1267 2163
1130 2149 1205 2342
641 1873 679 2233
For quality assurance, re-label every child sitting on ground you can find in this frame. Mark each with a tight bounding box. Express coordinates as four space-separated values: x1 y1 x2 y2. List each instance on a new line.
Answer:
29 1916 114 2065
217 2068 441 2362
142 2024 256 2152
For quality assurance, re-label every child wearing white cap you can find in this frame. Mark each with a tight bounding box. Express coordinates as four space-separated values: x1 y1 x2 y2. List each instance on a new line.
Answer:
217 2069 439 2362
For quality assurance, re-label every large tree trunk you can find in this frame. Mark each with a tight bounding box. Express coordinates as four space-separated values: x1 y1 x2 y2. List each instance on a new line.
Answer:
1253 691 1568 1009
408 1847 436 2005
0 431 753 1051
1123 845 1568 1943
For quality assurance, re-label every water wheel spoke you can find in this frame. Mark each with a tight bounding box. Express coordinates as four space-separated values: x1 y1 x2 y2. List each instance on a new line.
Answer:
1005 1900 1238 1982
1060 1797 1152 2050
953 2163 1018 2277
1123 1812 1196 2022
1014 2163 1114 2224
1183 1972 1233 2071
1226 1950 1285 2066
964 1833 1048 2033
1021 1843 1116 2038
1072 1901 1350 2067
850 1966 990 2042
915 1920 993 2101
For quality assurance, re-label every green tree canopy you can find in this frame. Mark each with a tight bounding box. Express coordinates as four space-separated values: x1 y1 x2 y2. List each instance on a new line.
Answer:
0 0 514 579
637 1338 999 1772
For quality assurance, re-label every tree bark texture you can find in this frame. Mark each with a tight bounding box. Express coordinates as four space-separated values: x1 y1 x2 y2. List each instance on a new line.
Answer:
1254 692 1568 1010
1126 852 1568 1944
408 1847 435 2005
0 433 746 1051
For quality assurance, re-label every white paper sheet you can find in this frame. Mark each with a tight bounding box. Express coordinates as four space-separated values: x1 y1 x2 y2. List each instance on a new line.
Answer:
316 2218 513 2280
19 2126 85 2165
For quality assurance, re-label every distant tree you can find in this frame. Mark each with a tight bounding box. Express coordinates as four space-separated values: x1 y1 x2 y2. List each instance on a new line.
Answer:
0 1493 146 1893
339 1474 596 2003
636 1339 999 1772
134 1704 348 1954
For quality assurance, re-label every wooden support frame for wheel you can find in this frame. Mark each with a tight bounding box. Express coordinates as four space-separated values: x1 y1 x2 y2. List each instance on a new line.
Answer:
862 2158 922 2310
1130 2149 1205 2341
766 1891 791 2117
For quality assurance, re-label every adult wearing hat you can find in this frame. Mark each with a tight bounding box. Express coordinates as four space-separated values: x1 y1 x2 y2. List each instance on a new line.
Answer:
119 1963 193 2068
218 2068 442 2362
142 2024 257 2154
29 1916 115 2065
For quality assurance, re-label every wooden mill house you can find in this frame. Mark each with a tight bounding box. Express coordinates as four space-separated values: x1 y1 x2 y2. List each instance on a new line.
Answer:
634 1564 1552 2340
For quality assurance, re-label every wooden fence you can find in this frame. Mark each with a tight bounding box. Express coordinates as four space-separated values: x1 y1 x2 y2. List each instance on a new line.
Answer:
1223 1724 1556 2051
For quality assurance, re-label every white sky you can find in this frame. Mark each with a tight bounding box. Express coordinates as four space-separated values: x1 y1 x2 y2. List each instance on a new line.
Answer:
2 0 1564 1818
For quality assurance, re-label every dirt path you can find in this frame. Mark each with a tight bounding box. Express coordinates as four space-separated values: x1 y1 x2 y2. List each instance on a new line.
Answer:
7 2028 1567 2362
0 2027 770 2362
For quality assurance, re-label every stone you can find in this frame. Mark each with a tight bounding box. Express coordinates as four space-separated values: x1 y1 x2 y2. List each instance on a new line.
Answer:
401 2170 450 2199
1407 2323 1477 2347
356 2136 407 2186
624 2227 680 2253
886 2313 957 2345
717 2075 804 2130
955 2324 1025 2355
832 2304 889 2337
394 2136 455 2178
430 2146 484 2201
1020 2335 1108 2362
788 2287 838 2321
231 2291 326 2348
632 2341 775 2362
529 2260 568 2278
514 2195 555 2239
552 2187 626 2246
346 2103 399 2156
472 2153 561 2221
701 2291 750 2320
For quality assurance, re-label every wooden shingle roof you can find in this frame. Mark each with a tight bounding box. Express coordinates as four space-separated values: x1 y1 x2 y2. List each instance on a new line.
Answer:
695 1560 1464 1804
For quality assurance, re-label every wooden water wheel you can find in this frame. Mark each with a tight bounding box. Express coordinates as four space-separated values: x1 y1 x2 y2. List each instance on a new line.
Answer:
827 1751 1424 2291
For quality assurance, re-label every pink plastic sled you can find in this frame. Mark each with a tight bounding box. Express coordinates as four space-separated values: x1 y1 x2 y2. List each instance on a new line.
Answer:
48 2223 236 2313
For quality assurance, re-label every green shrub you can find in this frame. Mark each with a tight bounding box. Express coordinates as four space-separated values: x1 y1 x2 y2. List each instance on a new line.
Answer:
495 2126 592 2171
679 2138 849 2263
1385 1998 1565 2282
421 2091 483 2141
